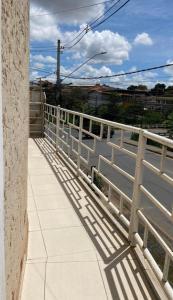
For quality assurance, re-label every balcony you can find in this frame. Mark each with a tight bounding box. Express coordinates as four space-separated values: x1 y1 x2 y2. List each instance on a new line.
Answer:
21 105 173 300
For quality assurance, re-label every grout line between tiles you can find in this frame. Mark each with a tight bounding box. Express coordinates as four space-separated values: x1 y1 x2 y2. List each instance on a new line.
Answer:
28 224 83 233
96 254 109 300
29 180 49 260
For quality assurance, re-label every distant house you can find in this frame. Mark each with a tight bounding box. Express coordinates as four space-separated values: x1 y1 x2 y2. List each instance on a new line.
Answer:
139 96 173 112
87 84 115 107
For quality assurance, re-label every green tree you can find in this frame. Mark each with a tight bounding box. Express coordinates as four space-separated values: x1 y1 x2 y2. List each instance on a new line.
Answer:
164 111 173 138
137 84 148 91
119 103 144 124
142 111 163 125
64 87 86 112
165 86 173 96
151 83 166 96
127 85 138 91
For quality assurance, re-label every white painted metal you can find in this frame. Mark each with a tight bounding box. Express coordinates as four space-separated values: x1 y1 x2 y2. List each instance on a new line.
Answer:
44 104 173 299
129 130 146 245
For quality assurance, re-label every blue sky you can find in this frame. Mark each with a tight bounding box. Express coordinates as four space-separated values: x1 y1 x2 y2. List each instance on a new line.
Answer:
30 0 173 87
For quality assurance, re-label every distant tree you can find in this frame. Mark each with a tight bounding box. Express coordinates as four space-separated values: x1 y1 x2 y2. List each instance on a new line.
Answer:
117 103 144 124
142 111 164 125
164 111 173 138
63 87 86 111
137 84 148 91
42 81 57 105
127 85 138 91
165 86 173 96
151 83 166 96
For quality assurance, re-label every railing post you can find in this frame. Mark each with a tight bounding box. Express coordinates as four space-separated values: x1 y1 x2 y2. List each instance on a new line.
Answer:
56 105 60 152
77 115 83 175
129 130 146 246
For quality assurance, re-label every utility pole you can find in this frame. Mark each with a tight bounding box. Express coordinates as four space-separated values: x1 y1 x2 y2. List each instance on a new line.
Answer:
56 39 61 105
39 77 42 103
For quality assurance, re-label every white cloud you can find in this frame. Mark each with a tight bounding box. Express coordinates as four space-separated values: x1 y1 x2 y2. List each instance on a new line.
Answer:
31 0 104 24
81 65 113 77
134 32 153 46
30 70 39 81
30 6 61 42
164 59 173 76
71 52 82 60
32 54 56 64
33 62 44 69
70 30 131 65
30 10 131 66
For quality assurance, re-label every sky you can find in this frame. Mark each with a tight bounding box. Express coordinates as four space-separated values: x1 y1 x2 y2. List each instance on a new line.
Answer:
30 0 173 88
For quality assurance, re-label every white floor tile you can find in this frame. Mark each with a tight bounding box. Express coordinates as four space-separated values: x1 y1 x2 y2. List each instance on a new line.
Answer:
47 250 97 263
30 174 58 186
29 168 54 176
34 194 72 211
45 261 107 300
28 212 40 231
32 183 63 196
27 231 47 260
38 209 82 230
43 227 94 257
21 263 45 300
97 256 156 300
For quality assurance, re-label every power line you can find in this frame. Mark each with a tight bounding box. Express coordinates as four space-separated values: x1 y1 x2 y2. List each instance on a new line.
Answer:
61 51 106 82
30 0 113 17
30 0 128 52
64 0 130 50
32 72 56 80
60 63 173 80
63 0 121 48
30 68 56 78
30 47 57 50
92 0 130 30
30 67 55 74
89 0 122 27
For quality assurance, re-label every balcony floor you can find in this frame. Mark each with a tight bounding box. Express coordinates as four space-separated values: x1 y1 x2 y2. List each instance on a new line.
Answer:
21 138 160 300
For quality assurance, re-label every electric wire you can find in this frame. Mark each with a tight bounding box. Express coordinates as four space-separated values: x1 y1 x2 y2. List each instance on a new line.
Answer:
30 67 54 74
30 0 113 17
30 0 124 51
63 0 121 48
30 0 128 52
60 63 173 80
64 0 130 50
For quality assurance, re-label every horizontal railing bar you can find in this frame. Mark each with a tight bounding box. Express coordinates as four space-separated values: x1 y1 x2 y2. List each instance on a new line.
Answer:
57 137 70 149
137 210 173 260
134 233 173 300
93 168 132 205
143 160 173 186
44 132 56 145
143 130 173 149
59 107 141 133
99 155 135 182
140 185 172 221
107 141 137 158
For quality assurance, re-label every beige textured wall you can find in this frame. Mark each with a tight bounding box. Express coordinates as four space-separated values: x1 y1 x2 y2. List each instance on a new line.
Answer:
1 0 29 299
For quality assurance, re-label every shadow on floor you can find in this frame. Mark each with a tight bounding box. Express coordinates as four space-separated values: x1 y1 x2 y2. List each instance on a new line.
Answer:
34 138 157 300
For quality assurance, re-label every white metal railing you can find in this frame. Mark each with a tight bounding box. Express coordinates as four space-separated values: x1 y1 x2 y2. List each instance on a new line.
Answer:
44 104 173 299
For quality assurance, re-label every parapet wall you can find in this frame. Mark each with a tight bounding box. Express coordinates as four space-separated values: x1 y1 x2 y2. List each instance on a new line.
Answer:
1 0 29 299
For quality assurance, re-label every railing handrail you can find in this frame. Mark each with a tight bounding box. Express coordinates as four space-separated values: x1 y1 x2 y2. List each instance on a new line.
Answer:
43 104 173 300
